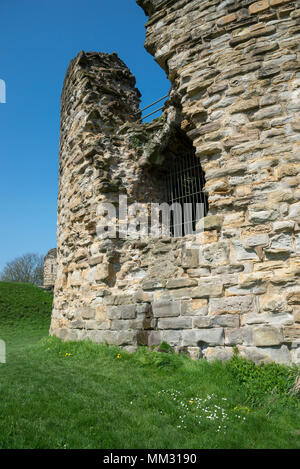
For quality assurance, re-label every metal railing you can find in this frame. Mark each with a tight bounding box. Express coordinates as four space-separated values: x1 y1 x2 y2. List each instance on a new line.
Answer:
139 94 169 121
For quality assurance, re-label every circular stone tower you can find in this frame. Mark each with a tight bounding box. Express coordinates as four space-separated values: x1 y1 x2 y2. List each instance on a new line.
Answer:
51 0 300 365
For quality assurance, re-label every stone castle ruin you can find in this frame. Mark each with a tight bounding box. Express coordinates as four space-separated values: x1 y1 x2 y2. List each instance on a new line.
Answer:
43 248 57 289
50 0 300 365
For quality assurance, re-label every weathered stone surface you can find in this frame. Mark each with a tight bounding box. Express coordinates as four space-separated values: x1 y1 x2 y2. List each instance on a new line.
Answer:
196 215 223 231
237 345 291 365
203 346 234 362
166 278 198 289
252 326 283 346
192 282 223 299
152 300 181 318
182 328 224 347
225 327 252 346
209 296 256 315
158 317 192 329
107 305 136 320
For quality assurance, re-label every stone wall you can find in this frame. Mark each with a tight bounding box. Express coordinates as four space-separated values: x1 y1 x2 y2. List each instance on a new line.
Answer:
44 248 57 289
50 0 300 365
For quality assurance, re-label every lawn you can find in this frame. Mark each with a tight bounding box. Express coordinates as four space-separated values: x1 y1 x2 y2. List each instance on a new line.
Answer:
0 281 299 449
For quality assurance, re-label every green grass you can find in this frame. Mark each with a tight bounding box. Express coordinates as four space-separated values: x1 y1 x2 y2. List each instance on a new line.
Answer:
0 281 299 449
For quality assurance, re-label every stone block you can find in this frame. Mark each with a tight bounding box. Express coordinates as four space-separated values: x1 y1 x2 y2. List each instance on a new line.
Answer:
209 295 256 315
107 305 136 320
199 241 230 265
225 327 252 346
152 300 181 318
216 13 237 26
110 319 144 331
182 328 224 346
161 330 182 346
237 345 290 365
276 164 300 179
242 234 269 248
166 278 198 289
288 203 300 220
249 1 270 15
181 299 208 316
196 215 224 231
158 317 192 329
231 98 259 113
192 282 223 299
203 346 234 362
286 291 300 305
232 240 259 261
252 105 282 121
148 331 162 347
290 347 300 365
81 306 96 320
212 314 240 328
186 347 201 361
193 316 213 328
283 325 300 341
252 326 283 346
181 248 199 268
268 233 294 253
270 0 292 5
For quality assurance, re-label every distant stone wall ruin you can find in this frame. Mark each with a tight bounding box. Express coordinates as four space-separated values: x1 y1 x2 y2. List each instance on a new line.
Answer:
44 248 57 289
50 0 300 365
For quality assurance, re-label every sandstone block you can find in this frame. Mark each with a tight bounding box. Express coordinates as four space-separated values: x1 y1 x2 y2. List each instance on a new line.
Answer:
252 105 282 121
288 203 300 220
186 347 201 361
237 345 290 365
252 326 283 346
217 13 237 26
192 282 223 299
166 278 198 289
283 325 300 341
249 1 270 14
199 241 230 265
182 328 224 346
212 315 240 328
107 305 136 320
161 330 182 346
158 318 192 329
231 98 259 113
232 240 259 261
276 164 300 179
209 295 256 315
242 234 269 248
269 233 294 253
148 331 162 347
196 215 223 231
152 300 181 318
181 248 199 268
193 316 213 328
181 299 208 316
225 327 252 346
270 0 294 5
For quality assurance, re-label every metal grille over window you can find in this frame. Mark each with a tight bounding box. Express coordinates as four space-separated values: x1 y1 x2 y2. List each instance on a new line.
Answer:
166 150 208 237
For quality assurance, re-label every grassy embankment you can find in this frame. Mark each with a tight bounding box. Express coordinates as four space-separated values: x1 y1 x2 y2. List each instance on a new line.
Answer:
0 281 299 449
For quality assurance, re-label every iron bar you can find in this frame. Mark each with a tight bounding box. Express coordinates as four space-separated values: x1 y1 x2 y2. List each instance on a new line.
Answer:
141 106 164 120
140 94 169 113
166 150 208 236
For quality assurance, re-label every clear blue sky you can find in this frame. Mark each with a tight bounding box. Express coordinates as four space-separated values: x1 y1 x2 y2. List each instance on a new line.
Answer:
0 0 170 271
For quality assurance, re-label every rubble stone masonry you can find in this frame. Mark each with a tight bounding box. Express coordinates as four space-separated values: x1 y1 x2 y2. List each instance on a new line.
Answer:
50 0 300 365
